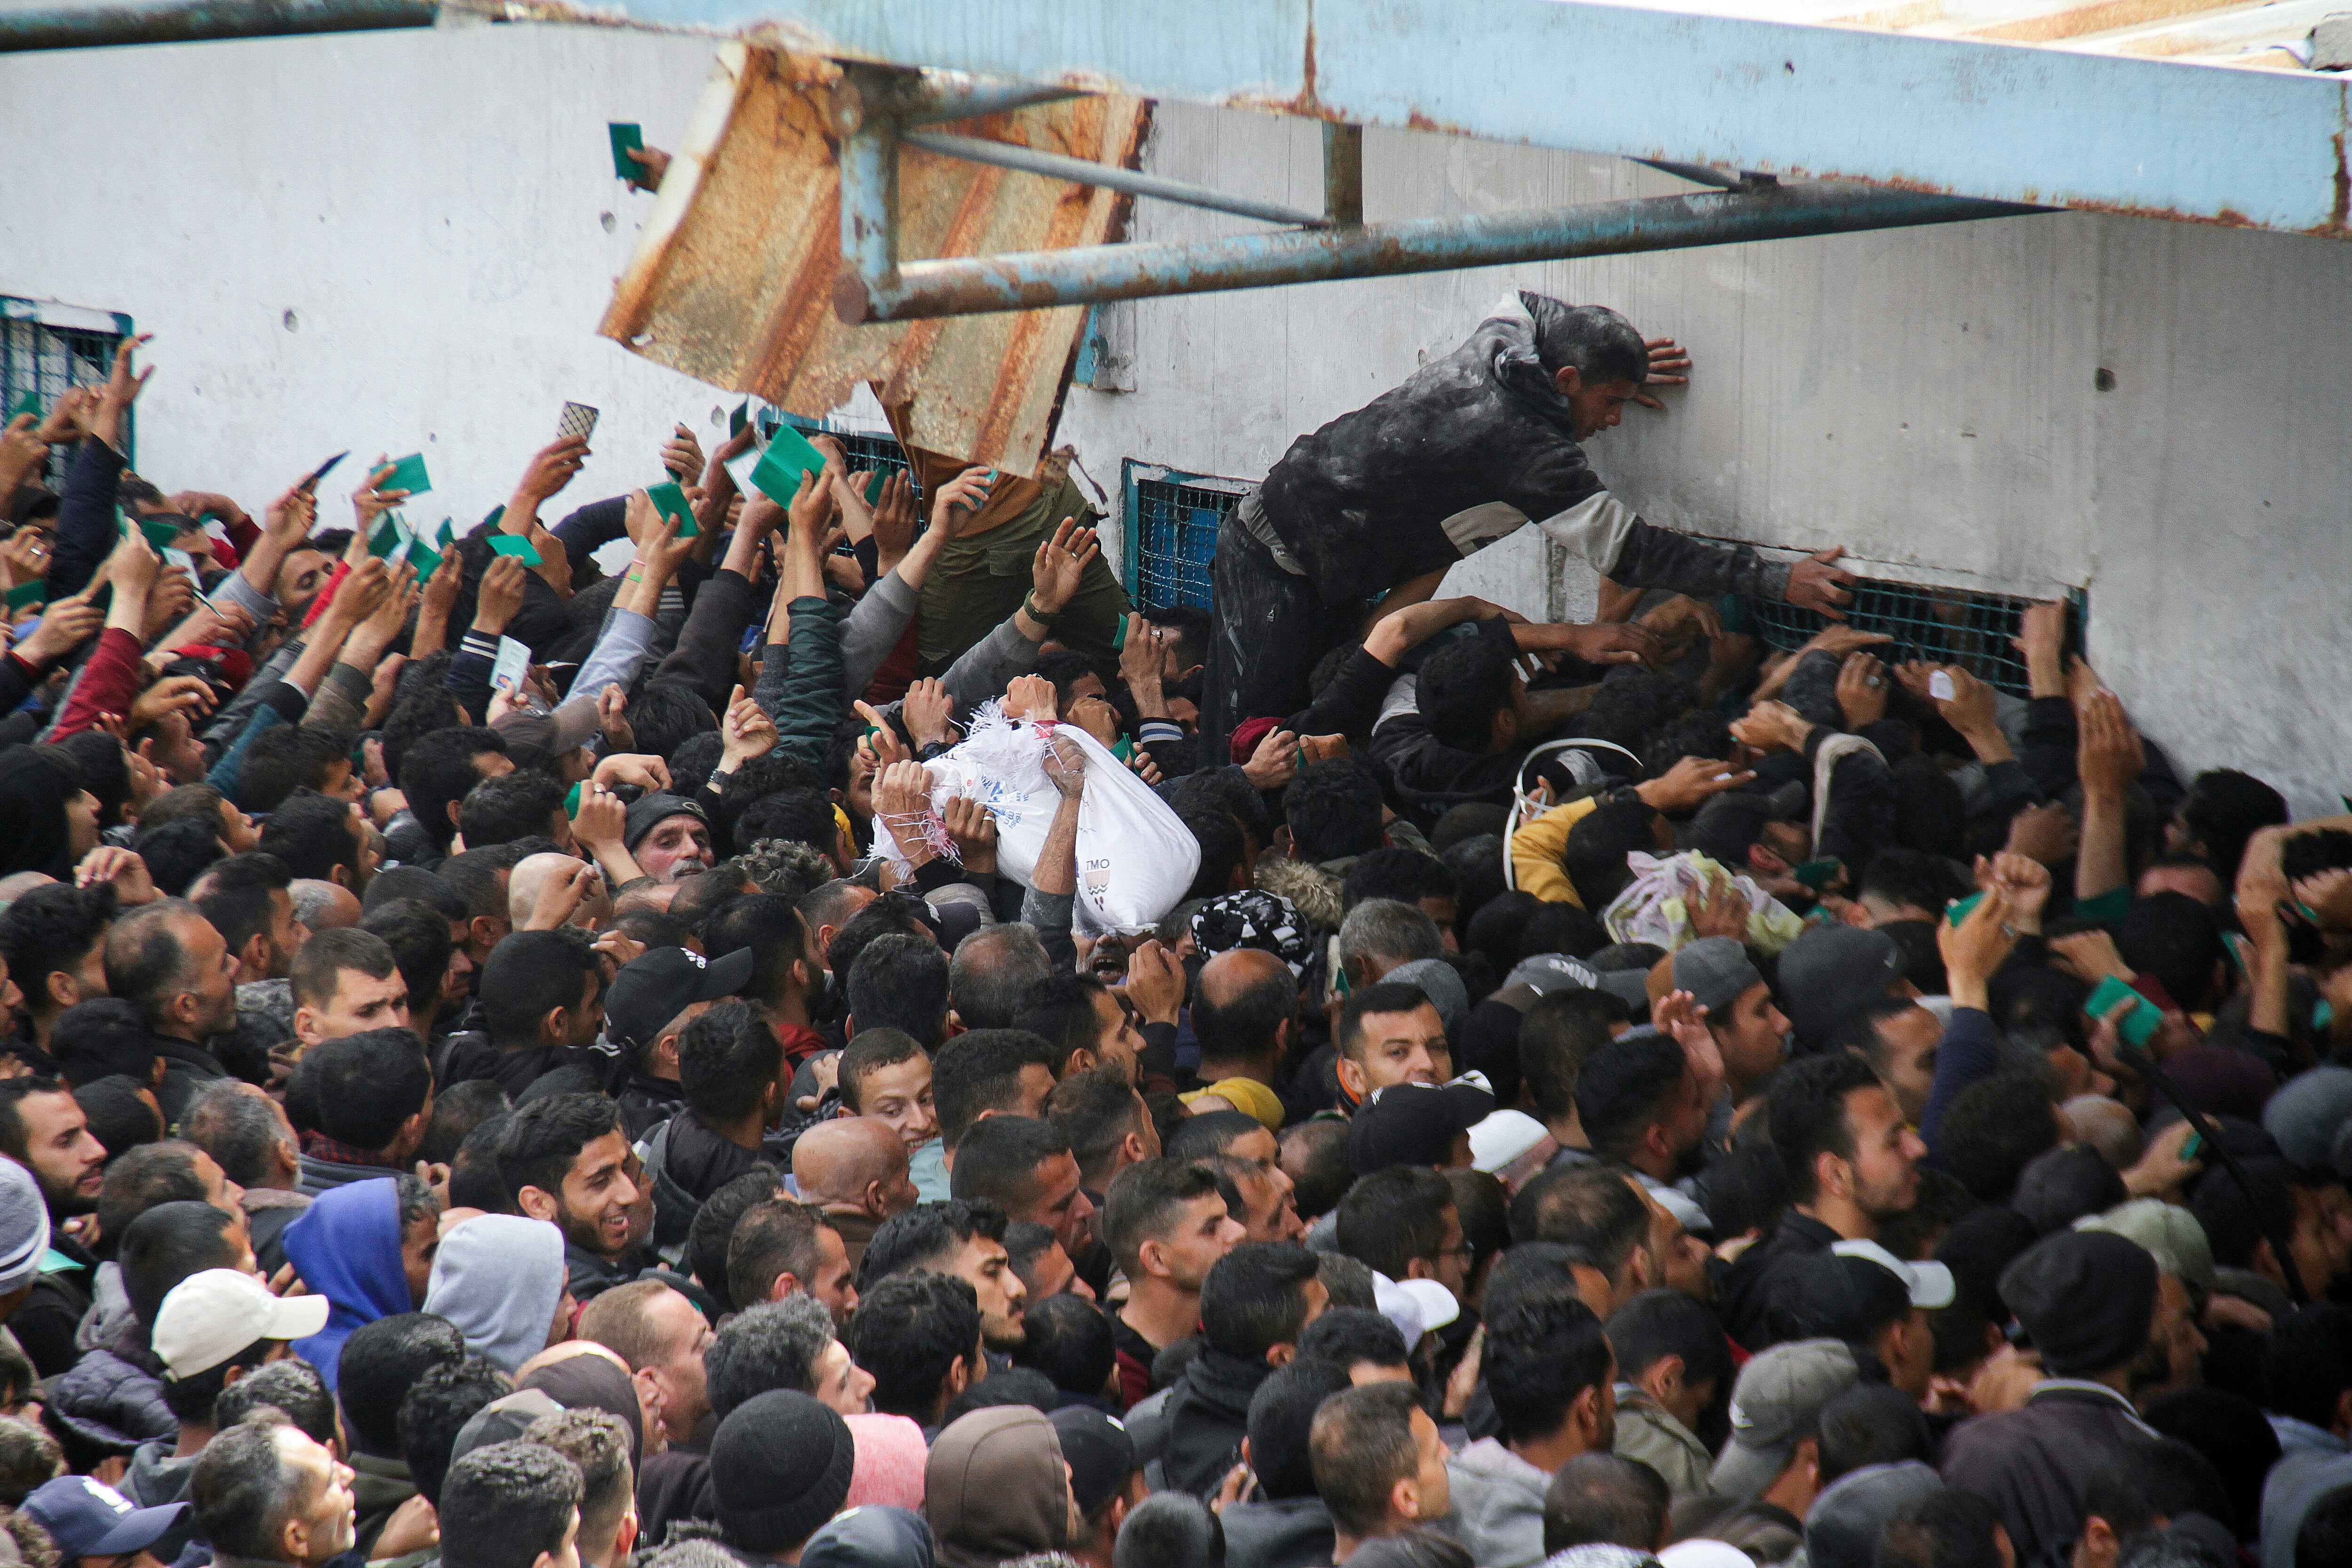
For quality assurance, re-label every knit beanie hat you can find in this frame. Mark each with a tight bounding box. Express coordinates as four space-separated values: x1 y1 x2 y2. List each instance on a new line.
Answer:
713 1390 858 1553
0 1161 50 1295
1999 1230 2158 1377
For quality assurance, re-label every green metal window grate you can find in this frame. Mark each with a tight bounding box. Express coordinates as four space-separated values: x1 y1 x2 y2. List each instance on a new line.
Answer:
1740 576 2087 698
1123 462 1246 612
1 298 135 477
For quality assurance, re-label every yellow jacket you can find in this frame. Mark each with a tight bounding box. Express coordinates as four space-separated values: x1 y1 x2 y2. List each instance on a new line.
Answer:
1509 795 1602 907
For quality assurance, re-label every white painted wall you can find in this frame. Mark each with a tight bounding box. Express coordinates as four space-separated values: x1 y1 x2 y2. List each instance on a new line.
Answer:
5 29 2347 813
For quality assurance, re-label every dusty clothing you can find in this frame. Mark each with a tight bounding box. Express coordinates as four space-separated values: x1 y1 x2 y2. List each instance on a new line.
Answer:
1938 1380 2160 1567
1220 1495 1337 1568
1437 1437 1552 1568
923 1405 1073 1568
1612 1386 1714 1500
351 1449 417 1559
1705 1498 1804 1564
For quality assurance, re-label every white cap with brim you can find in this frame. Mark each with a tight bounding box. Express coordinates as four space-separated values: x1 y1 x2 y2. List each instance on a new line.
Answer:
152 1268 332 1380
1372 1272 1460 1345
1831 1238 1957 1310
1467 1109 1549 1174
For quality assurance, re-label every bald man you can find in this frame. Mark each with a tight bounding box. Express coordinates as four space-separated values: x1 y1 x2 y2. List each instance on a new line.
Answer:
291 878 362 933
1192 947 1300 1088
509 851 612 931
791 1117 921 1271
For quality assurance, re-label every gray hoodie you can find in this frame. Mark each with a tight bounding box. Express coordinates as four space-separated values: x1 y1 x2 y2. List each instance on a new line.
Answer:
421 1215 567 1373
1436 1437 1550 1568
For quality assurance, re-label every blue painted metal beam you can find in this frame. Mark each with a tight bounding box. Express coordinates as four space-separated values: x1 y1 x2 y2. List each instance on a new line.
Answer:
612 0 2352 237
832 182 2041 321
901 129 1329 228
0 0 435 50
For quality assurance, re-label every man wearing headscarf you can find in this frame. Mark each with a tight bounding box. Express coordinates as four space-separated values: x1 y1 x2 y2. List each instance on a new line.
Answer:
1201 293 1856 748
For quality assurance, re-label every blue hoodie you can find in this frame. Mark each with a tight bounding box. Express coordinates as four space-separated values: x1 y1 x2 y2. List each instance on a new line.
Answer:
281 1177 411 1391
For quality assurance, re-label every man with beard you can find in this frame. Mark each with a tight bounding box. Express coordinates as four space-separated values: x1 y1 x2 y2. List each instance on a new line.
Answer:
1938 1232 2177 1566
501 1094 653 1305
0 1076 108 1372
1201 291 1855 748
104 900 240 1124
1574 1031 1712 1239
858 1198 1031 1357
1721 1051 1925 1350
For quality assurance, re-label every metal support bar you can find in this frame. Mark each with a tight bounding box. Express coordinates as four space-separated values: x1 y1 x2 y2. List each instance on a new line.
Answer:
897 77 1084 126
899 129 1327 229
839 118 901 292
835 184 2038 322
0 0 436 51
1324 124 1363 227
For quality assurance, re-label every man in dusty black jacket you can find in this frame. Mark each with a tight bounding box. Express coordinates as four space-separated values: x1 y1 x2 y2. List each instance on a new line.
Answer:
1160 1241 1328 1497
1203 291 1857 748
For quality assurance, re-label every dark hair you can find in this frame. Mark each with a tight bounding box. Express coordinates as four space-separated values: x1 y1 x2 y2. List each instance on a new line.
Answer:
210 1359 336 1448
1939 1072 2059 1203
932 1029 1055 1151
1298 1305 1408 1372
731 788 838 862
1816 1381 1933 1485
134 817 227 898
1520 992 1623 1124
258 788 363 883
1012 972 1111 1078
725 1200 829 1312
1012 1292 1115 1397
1766 1050 1884 1204
288 926 401 1014
497 1093 624 1206
0 1078 72 1167
2177 769 2287 884
1541 1452 1669 1555
1485 1296 1613 1446
338 1313 468 1456
418 1080 511 1168
438 1439 585 1568
455 771 567 852
2295 1484 2352 1568
679 1000 782 1123
2195 1157 2299 1276
74 1075 161 1163
1246 1357 1353 1501
1048 1066 1148 1187
950 1114 1073 1212
1563 800 1662 909
1192 962 1294 1074
306 1028 432 1152
2264 1305 2352 1431
1336 981 1441 1067
103 900 206 1031
1181 807 1247 902
704 1296 837 1419
1200 1241 1320 1362
54 1005 153 1093
192 852 294 966
1280 1120 1352 1222
1605 1287 1734 1390
97 1140 208 1250
1285 761 1385 865
858 1199 1008 1292
847 933 951 1043
705 894 814 1011
523 1408 635 1549
241 729 350 816
2119 894 2230 1016
1878 1490 2006 1568
1336 1165 1452 1281
948 925 1057 1031
120 1199 238 1327
1574 1031 1690 1165
397 1358 516 1504
361 899 457 1037
820 896 930 1003
1163 1110 1265 1166
449 1113 517 1214
1309 1381 1423 1538
1764 1252 1914 1349
1342 847 1458 916
848 1269 981 1420
1100 1158 1224 1274
0 1415 62 1507
159 1327 277 1425
1511 1164 1646 1273
437 844 519 923
478 929 599 1049
1418 635 1517 752
190 1414 301 1560
624 684 719 764
1114 1492 1228 1568
0 883 117 1020
688 1169 788 1312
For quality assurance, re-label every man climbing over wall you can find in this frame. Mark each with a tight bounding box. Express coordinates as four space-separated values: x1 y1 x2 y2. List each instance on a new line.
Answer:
1202 291 1860 749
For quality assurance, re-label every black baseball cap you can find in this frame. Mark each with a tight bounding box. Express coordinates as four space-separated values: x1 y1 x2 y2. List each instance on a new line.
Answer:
1048 1406 1137 1519
604 945 754 1054
1347 1081 1495 1176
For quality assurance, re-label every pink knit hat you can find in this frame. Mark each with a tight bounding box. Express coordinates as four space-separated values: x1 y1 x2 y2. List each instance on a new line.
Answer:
843 1412 928 1512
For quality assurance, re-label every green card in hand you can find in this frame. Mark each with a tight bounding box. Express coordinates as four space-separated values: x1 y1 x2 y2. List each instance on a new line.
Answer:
5 582 47 612
646 482 698 538
368 515 409 560
609 122 644 180
488 534 544 567
8 390 39 422
747 423 827 506
406 536 443 579
379 453 431 496
139 516 182 551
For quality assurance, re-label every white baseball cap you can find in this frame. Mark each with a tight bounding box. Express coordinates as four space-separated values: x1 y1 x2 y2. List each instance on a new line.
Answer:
1372 1272 1460 1345
152 1269 331 1380
1831 1238 1956 1310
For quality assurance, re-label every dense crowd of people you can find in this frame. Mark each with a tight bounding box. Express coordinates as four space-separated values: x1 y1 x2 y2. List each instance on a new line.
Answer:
0 323 2350 1568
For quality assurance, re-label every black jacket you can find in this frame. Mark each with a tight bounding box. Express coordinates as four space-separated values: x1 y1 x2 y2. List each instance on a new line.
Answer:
1161 1348 1275 1498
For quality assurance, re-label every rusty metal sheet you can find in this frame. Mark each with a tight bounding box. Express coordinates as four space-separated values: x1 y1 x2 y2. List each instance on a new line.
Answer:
598 42 1146 478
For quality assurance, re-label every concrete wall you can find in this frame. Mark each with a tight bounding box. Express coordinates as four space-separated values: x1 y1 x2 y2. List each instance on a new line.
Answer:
5 28 2347 813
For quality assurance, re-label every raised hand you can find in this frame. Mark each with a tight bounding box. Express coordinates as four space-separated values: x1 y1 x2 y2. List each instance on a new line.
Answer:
264 481 320 548
1240 726 1300 792
471 554 528 635
353 458 410 531
126 676 213 733
35 387 97 447
1730 699 1812 756
516 436 589 505
1068 694 1120 748
721 683 779 767
1554 622 1659 667
16 592 102 668
1786 547 1857 621
660 423 704 483
2077 688 2144 797
0 416 48 496
869 472 919 566
93 333 154 449
1637 755 1756 813
76 845 158 906
1686 872 1752 942
1043 731 1088 798
942 795 997 873
1123 939 1185 1026
901 678 954 750
930 466 994 535
1003 675 1058 725
1836 650 1889 729
1029 517 1100 618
